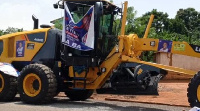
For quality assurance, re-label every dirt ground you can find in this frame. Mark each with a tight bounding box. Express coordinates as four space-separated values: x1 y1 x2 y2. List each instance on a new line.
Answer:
58 79 191 107
91 80 190 107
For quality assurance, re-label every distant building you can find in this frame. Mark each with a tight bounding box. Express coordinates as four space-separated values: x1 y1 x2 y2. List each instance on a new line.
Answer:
156 52 195 80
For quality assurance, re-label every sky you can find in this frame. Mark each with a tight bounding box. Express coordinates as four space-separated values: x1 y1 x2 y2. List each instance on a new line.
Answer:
0 0 200 30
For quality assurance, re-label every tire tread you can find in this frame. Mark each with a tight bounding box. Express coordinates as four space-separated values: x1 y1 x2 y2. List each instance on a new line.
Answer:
18 64 57 104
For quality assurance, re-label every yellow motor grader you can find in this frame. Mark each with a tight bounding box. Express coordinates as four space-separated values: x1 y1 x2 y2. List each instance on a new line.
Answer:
0 0 199 107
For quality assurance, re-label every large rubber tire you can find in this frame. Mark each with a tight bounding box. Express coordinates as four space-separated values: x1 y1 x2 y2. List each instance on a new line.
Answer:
18 64 57 104
187 72 200 107
0 73 17 101
65 90 93 101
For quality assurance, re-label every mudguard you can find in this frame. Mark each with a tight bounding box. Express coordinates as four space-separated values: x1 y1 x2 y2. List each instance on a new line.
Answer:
0 63 18 77
133 64 167 81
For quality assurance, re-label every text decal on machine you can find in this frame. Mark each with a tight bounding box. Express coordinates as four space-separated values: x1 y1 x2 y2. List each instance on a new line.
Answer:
190 44 200 53
62 2 94 51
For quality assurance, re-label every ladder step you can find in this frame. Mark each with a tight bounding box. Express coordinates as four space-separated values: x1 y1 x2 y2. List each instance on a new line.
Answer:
73 77 86 81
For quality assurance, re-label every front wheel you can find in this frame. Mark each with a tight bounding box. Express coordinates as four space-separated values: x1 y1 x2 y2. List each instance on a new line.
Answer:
18 64 57 104
65 89 93 101
187 72 200 107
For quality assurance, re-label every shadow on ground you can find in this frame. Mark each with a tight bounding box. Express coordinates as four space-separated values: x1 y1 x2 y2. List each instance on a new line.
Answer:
0 97 21 104
12 97 167 111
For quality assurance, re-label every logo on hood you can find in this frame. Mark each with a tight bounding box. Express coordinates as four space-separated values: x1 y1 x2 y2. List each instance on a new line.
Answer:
34 38 44 42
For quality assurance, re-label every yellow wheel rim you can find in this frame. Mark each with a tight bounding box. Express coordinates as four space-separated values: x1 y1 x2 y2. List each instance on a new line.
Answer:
23 73 42 97
197 85 200 101
0 74 4 92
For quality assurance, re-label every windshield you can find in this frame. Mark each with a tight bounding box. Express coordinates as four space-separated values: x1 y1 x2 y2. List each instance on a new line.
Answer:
64 1 121 57
66 2 91 23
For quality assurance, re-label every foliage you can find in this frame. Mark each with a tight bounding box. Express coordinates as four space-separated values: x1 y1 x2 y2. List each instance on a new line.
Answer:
125 7 137 34
127 7 200 44
124 7 200 61
0 30 4 36
54 20 63 30
0 27 23 36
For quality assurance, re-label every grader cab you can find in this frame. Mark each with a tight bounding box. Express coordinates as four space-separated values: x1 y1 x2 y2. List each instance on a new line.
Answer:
0 0 199 108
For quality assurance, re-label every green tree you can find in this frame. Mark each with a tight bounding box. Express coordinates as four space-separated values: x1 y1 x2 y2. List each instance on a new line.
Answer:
0 27 23 36
142 9 170 33
125 6 137 34
131 9 170 38
0 30 4 36
112 18 120 35
123 7 200 61
4 27 23 34
167 18 186 35
132 16 148 37
176 8 200 32
54 20 63 30
175 8 200 44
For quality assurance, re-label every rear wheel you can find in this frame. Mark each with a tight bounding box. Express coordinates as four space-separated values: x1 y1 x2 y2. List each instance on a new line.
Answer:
65 89 93 101
187 72 200 107
0 73 17 101
18 64 57 104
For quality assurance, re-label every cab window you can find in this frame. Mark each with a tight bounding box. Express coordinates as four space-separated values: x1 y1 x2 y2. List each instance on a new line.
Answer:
0 40 3 56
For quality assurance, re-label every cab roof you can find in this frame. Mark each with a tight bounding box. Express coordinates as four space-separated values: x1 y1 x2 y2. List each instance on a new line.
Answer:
63 0 118 8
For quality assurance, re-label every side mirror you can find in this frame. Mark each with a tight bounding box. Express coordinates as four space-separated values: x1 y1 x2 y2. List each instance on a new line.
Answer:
53 4 58 9
59 5 64 9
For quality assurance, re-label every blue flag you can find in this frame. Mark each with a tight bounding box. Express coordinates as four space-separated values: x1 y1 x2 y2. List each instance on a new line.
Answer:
62 2 94 51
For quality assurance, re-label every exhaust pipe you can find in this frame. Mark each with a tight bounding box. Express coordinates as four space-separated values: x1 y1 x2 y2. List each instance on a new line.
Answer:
32 15 39 29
